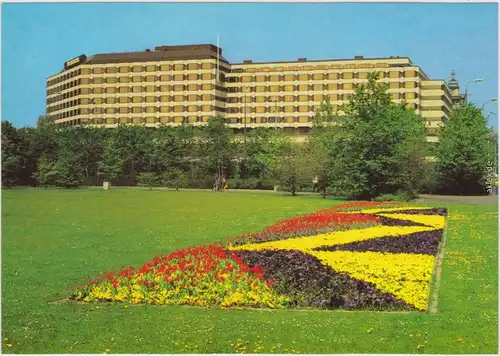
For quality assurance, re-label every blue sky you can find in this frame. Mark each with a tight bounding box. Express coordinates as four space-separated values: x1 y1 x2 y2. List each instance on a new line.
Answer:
2 2 498 129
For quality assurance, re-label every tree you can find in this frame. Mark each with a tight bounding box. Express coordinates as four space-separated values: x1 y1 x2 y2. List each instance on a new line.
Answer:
98 137 124 185
34 156 58 187
200 116 235 183
1 121 23 187
317 72 427 200
136 172 159 190
164 168 188 191
435 103 493 195
273 144 315 196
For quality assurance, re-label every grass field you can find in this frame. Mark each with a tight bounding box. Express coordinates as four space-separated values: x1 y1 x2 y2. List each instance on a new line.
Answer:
1 188 498 354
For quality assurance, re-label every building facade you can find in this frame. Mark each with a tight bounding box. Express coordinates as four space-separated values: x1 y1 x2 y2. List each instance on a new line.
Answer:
46 44 463 142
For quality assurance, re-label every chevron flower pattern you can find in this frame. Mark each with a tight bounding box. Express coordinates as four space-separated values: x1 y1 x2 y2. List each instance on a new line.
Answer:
70 202 447 311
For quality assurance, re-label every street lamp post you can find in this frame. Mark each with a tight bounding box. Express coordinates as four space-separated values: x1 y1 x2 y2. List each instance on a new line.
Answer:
481 98 498 111
464 78 485 103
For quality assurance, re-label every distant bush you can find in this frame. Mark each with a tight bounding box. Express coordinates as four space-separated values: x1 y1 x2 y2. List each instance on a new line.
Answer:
374 192 412 202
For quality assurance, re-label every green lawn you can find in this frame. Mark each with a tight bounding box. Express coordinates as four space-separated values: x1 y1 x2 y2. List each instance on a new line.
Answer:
1 188 498 354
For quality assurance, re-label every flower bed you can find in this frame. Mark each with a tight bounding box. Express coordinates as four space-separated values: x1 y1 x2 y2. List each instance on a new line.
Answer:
70 202 447 312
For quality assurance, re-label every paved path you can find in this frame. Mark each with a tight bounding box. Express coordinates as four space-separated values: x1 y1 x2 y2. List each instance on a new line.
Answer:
416 194 498 205
92 186 498 205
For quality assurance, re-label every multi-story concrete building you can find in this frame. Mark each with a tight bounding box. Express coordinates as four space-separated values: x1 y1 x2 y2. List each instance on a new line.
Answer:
46 44 463 142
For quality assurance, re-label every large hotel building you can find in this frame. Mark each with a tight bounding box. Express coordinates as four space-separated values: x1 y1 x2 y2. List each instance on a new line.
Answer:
46 44 464 142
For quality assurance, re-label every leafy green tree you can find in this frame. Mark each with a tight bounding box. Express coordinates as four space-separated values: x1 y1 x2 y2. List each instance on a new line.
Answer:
200 116 235 182
273 144 315 196
1 121 23 187
34 157 58 187
164 168 188 191
435 103 493 195
137 172 160 190
317 72 427 200
98 138 124 185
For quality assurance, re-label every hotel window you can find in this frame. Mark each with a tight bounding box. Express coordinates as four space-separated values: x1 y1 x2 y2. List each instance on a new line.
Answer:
298 95 308 102
119 86 130 93
93 67 104 75
284 95 295 102
256 86 267 93
296 84 307 92
312 73 324 80
406 92 416 100
133 96 143 103
344 72 353 80
256 96 266 103
160 64 170 71
106 67 118 74
284 74 295 81
188 105 198 112
160 106 170 113
146 85 155 93
146 65 156 72
256 75 267 82
158 75 169 82
93 77 103 85
119 107 129 114
313 94 324 102
187 73 199 81
93 87 103 95
389 82 399 89
146 106 156 113
202 83 213 90
145 75 156 82
106 77 118 84
174 95 185 102
106 97 117 104
284 85 295 92
146 96 156 103
201 73 214 80
270 75 281 82
174 64 185 71
256 106 266 114
327 73 338 80
132 66 143 73
202 94 213 101
106 107 116 114
344 83 353 90
131 76 142 83
173 84 184 92
159 85 170 92
187 84 198 91
119 96 129 104
270 85 280 93
202 105 213 111
119 66 130 73
81 68 91 75
298 105 308 112
241 76 253 83
172 74 183 81
389 71 399 78
187 63 199 70
405 81 417 89
313 84 323 91
201 63 213 70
